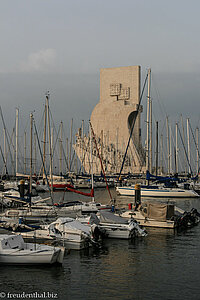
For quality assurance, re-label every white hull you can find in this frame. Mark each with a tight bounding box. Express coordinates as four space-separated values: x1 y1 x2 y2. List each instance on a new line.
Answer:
99 223 134 239
18 230 88 250
62 239 88 250
0 250 60 264
0 235 64 264
116 186 199 198
120 210 176 229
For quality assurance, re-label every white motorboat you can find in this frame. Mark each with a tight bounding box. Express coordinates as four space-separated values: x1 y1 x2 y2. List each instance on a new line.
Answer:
0 234 65 264
119 202 200 229
91 211 147 239
116 185 199 198
47 217 97 250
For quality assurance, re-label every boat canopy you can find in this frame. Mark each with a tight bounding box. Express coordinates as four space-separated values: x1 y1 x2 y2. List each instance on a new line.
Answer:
141 202 175 221
49 217 91 235
146 170 198 183
97 211 128 224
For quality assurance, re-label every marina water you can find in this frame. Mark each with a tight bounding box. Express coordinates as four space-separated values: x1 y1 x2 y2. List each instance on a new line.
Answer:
0 188 200 300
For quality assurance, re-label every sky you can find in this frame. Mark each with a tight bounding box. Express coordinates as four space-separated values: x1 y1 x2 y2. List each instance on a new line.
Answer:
0 0 200 154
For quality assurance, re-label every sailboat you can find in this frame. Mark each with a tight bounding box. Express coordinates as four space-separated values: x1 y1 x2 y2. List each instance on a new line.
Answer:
0 234 65 264
116 183 199 198
55 121 112 213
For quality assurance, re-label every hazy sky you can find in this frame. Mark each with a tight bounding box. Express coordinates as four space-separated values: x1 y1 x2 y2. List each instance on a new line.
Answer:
0 0 200 135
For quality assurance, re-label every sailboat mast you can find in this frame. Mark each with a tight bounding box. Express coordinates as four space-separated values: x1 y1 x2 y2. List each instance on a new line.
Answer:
30 113 33 195
181 114 187 174
166 117 170 174
149 96 152 173
69 118 73 172
15 108 19 176
34 133 36 175
146 68 151 172
43 102 47 180
160 133 163 175
81 120 84 173
196 127 199 175
51 127 54 175
66 137 69 173
186 118 191 174
24 131 26 174
155 121 158 176
175 123 178 174
59 121 63 176
169 123 172 174
3 128 6 175
46 94 53 194
90 123 94 202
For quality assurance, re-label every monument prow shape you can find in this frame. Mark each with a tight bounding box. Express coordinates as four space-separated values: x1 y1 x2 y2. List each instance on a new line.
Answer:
75 66 145 174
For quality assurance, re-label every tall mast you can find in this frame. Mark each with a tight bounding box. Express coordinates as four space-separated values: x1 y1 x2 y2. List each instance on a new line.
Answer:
12 128 15 175
0 106 14 175
146 68 151 172
69 118 73 172
169 123 172 174
15 108 19 176
24 131 26 174
90 124 94 202
43 101 47 180
29 113 33 196
46 93 53 194
181 114 187 174
66 137 69 173
51 127 54 175
186 118 191 174
149 96 152 173
34 133 36 175
196 127 199 175
155 121 158 176
166 116 170 174
175 123 178 174
81 120 84 173
59 121 63 176
3 128 6 175
160 133 163 175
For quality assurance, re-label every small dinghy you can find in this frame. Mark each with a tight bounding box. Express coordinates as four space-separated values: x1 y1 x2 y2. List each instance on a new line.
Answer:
0 234 65 265
47 217 99 250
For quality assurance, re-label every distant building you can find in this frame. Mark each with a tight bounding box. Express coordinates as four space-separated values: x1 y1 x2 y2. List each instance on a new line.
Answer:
74 66 145 174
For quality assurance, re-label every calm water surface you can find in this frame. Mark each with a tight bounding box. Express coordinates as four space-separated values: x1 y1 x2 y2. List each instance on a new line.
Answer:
0 189 200 300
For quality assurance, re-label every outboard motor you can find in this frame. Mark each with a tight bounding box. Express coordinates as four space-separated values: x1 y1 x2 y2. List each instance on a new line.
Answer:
184 183 190 190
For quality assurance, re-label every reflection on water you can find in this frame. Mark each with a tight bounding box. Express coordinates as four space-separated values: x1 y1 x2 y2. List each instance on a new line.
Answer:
0 189 200 299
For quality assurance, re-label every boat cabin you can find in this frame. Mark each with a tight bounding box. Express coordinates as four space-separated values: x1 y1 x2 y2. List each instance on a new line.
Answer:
0 234 25 250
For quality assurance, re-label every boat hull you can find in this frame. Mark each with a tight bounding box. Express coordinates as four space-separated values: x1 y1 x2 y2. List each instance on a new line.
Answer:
120 211 176 229
99 223 134 239
116 186 199 198
0 249 61 264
